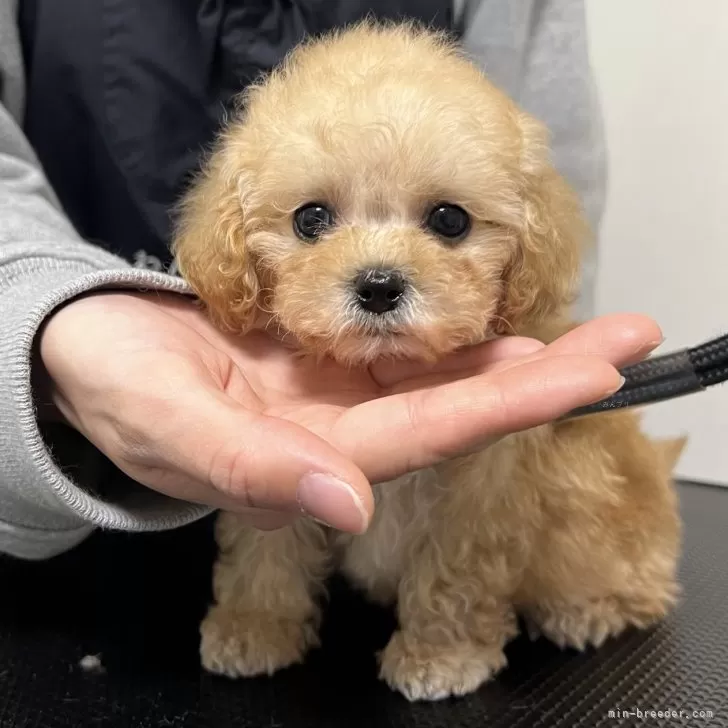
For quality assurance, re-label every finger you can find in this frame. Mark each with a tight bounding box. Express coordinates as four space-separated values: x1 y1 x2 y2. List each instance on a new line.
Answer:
371 314 660 394
381 314 659 397
130 389 374 534
506 314 663 370
369 337 545 389
334 354 623 483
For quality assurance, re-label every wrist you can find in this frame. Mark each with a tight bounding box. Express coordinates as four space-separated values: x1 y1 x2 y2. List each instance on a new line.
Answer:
31 334 70 426
33 295 93 429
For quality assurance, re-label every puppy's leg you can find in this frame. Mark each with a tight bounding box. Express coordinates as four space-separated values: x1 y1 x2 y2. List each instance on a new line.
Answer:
379 546 518 701
378 452 525 701
201 513 331 678
523 591 677 651
522 548 679 651
516 414 682 651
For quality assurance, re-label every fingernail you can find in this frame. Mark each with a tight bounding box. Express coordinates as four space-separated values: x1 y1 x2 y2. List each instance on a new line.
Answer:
608 375 626 395
585 376 626 406
644 336 665 353
297 473 369 534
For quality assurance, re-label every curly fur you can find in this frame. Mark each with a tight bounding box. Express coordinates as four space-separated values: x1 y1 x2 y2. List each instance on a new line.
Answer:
174 22 684 701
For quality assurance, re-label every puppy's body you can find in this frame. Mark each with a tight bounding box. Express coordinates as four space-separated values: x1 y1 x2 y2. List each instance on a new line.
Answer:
202 411 681 700
175 23 683 701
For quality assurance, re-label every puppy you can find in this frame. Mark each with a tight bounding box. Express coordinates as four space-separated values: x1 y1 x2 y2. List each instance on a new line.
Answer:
173 23 684 701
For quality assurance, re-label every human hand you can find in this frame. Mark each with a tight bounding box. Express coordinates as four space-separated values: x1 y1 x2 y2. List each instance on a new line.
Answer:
39 292 661 533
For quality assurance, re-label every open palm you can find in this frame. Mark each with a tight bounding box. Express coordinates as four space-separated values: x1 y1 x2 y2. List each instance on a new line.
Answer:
40 291 662 533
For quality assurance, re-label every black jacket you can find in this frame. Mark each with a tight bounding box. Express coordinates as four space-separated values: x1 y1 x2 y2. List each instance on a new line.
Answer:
19 0 455 270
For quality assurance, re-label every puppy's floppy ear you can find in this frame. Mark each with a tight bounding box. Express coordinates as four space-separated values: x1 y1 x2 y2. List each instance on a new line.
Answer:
172 139 260 333
496 113 587 335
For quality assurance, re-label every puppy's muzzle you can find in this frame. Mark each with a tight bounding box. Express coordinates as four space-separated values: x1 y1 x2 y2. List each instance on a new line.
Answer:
354 268 406 315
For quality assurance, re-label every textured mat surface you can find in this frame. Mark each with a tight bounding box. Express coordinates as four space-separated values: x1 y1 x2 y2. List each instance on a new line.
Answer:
1 481 727 727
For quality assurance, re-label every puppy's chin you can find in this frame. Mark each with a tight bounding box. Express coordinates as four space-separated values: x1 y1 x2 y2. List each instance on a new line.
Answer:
254 308 494 366
327 332 445 367
296 325 492 367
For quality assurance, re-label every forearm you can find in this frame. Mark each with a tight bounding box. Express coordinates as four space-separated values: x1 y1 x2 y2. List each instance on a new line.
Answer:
0 9 209 558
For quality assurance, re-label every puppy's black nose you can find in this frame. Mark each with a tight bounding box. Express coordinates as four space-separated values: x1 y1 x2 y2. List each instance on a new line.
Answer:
354 268 406 314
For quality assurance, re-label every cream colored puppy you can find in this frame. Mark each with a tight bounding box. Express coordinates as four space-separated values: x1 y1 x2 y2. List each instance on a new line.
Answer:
173 23 683 701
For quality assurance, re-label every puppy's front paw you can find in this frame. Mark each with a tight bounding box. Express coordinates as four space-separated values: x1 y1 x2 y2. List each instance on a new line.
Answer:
200 605 318 678
379 631 506 701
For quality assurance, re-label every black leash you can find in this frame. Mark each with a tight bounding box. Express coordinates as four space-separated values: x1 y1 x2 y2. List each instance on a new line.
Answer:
564 333 728 420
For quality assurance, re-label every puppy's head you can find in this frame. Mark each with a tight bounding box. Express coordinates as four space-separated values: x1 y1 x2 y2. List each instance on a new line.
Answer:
173 23 586 365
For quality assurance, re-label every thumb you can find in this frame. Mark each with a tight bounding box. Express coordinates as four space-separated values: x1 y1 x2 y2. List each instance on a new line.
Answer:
131 389 374 534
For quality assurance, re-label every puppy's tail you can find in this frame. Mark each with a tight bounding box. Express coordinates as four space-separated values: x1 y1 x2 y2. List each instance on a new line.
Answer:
654 435 688 472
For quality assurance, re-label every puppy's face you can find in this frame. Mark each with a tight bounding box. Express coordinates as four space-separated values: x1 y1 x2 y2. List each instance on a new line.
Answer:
174 24 585 364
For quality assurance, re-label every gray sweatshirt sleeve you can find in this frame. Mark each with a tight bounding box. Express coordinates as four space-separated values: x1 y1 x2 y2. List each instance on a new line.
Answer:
459 0 606 320
0 0 210 560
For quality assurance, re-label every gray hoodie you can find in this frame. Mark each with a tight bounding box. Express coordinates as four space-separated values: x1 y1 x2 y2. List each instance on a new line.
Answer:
0 0 606 559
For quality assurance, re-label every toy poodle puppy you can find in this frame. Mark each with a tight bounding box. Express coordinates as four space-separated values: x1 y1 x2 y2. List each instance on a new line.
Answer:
172 22 683 701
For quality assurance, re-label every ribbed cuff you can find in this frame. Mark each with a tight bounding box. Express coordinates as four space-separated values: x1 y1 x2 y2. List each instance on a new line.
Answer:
0 259 212 543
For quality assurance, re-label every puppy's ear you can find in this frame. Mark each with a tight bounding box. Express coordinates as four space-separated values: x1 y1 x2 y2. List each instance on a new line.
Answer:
172 141 260 333
496 113 587 335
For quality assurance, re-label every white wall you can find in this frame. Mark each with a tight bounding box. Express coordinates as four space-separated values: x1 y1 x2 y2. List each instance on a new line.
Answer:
586 0 728 485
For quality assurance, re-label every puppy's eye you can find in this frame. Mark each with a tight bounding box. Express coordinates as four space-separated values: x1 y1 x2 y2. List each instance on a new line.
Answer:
293 203 334 241
426 204 471 242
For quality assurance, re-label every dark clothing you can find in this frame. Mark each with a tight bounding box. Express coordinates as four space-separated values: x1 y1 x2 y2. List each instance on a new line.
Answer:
18 0 454 267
